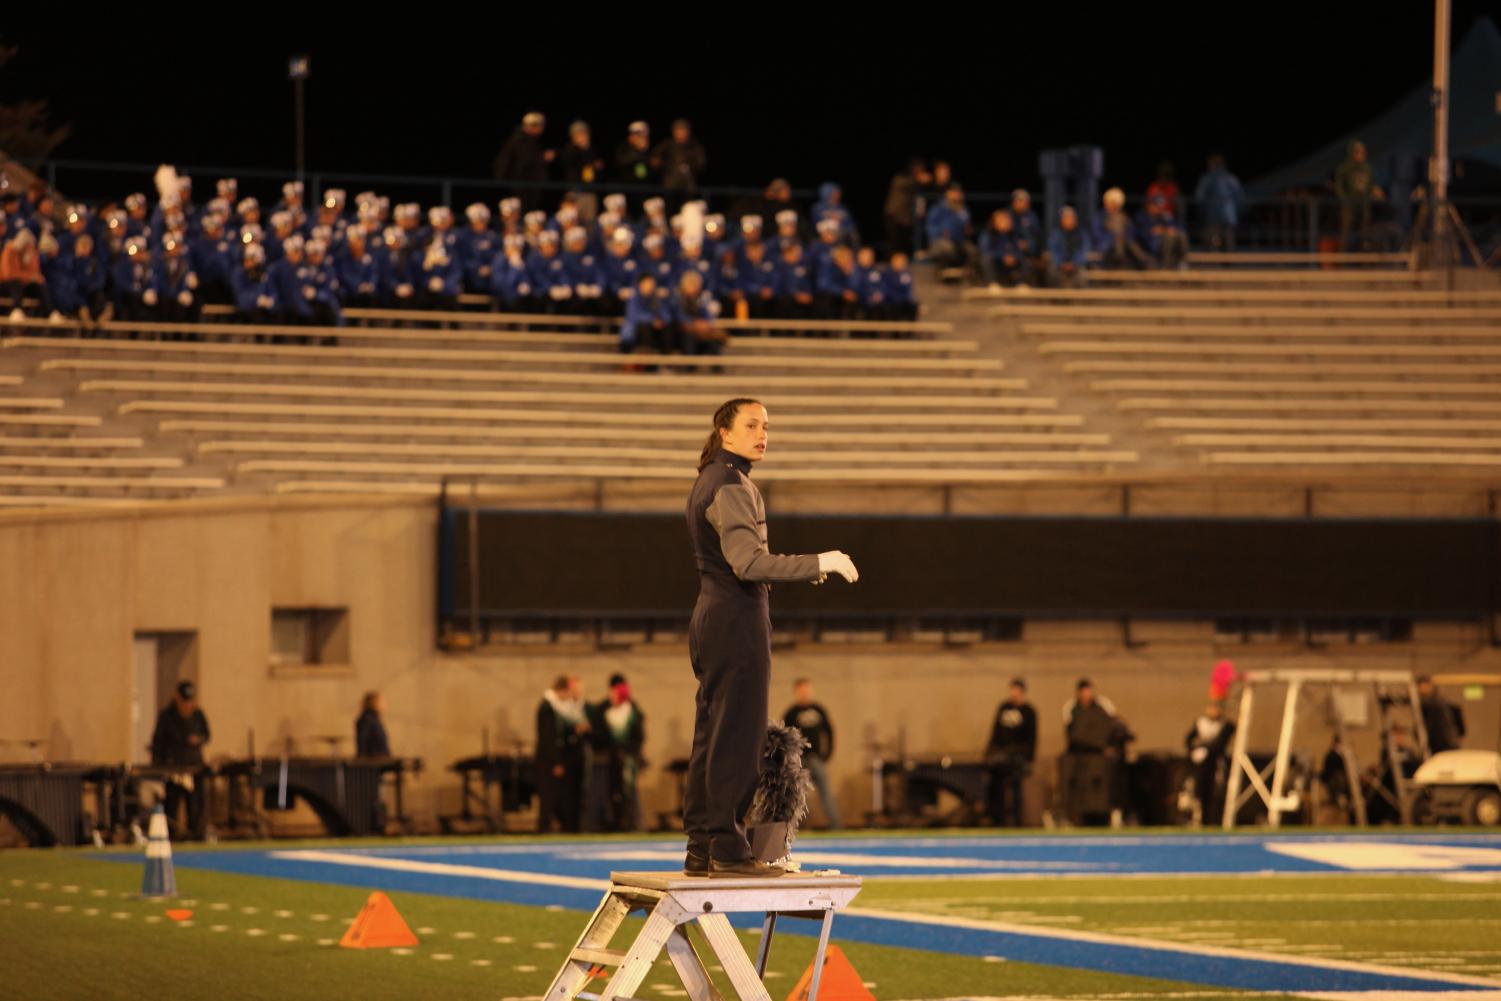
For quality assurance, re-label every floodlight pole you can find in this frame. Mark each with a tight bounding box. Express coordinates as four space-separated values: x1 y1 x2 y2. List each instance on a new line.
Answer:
1429 0 1452 266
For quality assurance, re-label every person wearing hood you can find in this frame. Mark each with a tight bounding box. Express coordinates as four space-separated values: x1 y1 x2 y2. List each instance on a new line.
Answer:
682 399 858 878
536 674 591 833
811 183 859 247
1334 140 1381 251
1194 153 1245 251
355 692 391 758
1045 206 1091 288
589 674 646 832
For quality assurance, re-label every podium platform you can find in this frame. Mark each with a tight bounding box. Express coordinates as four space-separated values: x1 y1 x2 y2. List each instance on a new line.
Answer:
542 869 863 1001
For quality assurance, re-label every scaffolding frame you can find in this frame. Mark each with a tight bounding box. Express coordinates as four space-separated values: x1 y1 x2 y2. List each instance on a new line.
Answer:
1222 668 1429 829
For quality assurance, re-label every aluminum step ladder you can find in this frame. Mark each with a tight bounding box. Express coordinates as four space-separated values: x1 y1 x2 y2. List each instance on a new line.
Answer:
543 870 863 1001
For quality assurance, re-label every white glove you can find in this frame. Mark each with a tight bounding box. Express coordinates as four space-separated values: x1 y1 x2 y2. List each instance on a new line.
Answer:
816 550 859 583
177 290 194 307
303 285 317 300
1190 747 1208 764
396 283 413 298
142 289 158 306
428 276 445 292
186 272 199 290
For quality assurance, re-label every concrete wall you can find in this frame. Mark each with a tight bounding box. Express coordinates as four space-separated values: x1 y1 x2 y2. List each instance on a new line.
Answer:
2 488 1498 832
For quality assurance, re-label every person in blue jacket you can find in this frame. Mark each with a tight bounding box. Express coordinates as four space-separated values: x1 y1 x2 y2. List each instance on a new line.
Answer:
232 242 282 329
637 233 679 294
65 233 110 326
302 238 344 333
562 226 605 315
1194 153 1245 251
620 272 672 354
600 229 641 311
677 235 717 299
1008 189 1044 262
489 233 535 312
979 210 1025 289
154 234 203 329
811 182 859 246
731 239 778 319
189 214 237 304
382 227 420 309
269 234 313 323
774 241 815 320
770 210 803 258
417 238 462 310
113 234 161 322
1093 187 1153 269
670 270 726 357
1045 206 1091 288
925 184 976 273
528 230 573 312
1137 193 1188 269
458 204 500 293
883 251 918 322
336 229 382 308
815 244 861 319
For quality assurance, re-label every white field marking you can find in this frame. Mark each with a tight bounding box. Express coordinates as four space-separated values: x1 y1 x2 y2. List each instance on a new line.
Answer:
53 905 71 913
1264 842 1501 871
111 912 130 919
245 928 265 937
210 925 229 933
210 902 229 910
34 881 52 889
864 983 878 989
513 964 538 972
318 939 335 947
658 991 687 998
240 906 259 914
432 953 453 961
179 899 197 906
533 941 556 949
764 971 784 978
493 935 515 944
983 955 1007 963
416 926 438 934
391 948 413 956
82 908 99 916
90 889 108 897
22 902 40 910
272 848 610 892
143 916 161 924
471 959 492 967
176 921 194 928
278 933 300 942
1442 873 1501 883
453 931 475 939
8 878 21 886
273 909 294 918
310 913 330 922
60 885 78 893
545 904 564 911
847 905 1501 989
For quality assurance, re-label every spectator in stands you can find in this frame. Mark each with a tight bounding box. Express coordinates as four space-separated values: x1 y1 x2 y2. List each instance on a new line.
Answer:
884 252 917 321
2 225 52 322
1093 187 1152 269
925 184 976 274
883 157 931 254
985 678 1037 827
980 210 1024 289
1194 153 1245 251
1334 140 1381 251
58 232 109 325
113 234 159 321
589 674 645 832
493 111 554 212
1045 206 1091 288
355 692 391 758
651 119 707 209
1146 161 1180 217
418 239 462 310
783 679 841 829
1417 674 1465 753
155 233 202 329
535 674 590 834
731 239 778 318
1059 678 1132 826
620 272 670 353
190 214 236 305
301 238 343 335
337 229 382 308
775 240 816 319
458 204 499 294
1009 189 1045 277
670 270 725 356
1185 701 1234 824
1138 193 1188 269
490 233 534 310
150 681 211 840
232 243 281 327
615 121 654 192
812 183 859 247
816 244 862 319
559 120 606 222
855 246 887 319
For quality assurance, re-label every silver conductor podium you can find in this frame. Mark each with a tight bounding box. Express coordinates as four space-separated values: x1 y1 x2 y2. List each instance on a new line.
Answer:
542 870 863 1001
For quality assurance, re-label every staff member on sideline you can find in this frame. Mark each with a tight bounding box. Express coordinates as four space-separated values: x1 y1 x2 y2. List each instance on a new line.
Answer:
683 398 858 878
150 681 211 840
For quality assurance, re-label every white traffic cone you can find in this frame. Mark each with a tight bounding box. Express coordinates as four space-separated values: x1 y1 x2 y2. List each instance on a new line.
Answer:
141 804 177 898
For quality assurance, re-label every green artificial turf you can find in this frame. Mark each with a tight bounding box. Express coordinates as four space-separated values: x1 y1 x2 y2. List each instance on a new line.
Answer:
0 849 1317 1001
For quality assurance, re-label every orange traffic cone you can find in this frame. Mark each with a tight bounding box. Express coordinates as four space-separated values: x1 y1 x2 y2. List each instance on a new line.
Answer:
338 891 419 949
785 944 876 1001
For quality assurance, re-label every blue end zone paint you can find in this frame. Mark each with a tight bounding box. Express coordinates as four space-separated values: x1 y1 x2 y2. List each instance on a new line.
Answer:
103 832 1501 994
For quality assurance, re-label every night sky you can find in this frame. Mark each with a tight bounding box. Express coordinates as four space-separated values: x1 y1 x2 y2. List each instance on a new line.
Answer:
3 6 1496 225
